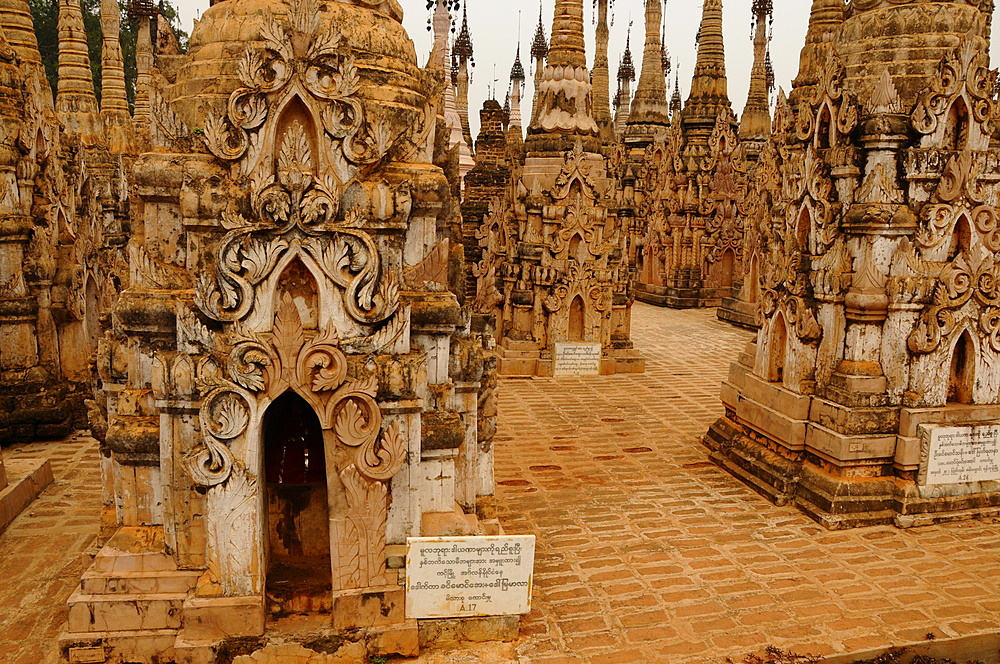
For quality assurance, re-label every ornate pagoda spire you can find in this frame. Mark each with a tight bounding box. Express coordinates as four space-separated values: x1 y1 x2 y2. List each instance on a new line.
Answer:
509 44 525 138
429 0 450 71
100 0 128 116
431 0 474 179
739 0 773 155
57 0 101 141
100 0 134 151
0 0 41 68
669 71 682 120
626 0 670 144
132 11 153 134
529 2 548 127
681 0 732 160
525 0 599 151
614 26 636 136
454 1 474 147
660 21 670 82
791 0 843 95
592 0 614 142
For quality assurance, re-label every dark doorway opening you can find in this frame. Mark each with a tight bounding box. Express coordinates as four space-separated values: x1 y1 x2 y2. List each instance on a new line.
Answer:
264 391 332 615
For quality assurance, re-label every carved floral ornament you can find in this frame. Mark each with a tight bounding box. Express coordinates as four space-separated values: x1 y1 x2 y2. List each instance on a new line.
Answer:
912 37 997 146
904 243 1000 355
185 294 405 488
196 0 423 326
794 55 859 148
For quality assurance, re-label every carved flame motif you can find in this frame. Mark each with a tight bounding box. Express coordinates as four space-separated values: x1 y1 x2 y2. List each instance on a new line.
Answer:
333 464 389 590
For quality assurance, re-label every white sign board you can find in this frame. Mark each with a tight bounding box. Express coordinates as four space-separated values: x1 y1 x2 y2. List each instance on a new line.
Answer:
920 424 1000 486
405 535 535 619
554 342 602 377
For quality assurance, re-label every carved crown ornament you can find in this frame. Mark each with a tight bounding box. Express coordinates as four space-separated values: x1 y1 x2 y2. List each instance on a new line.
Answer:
912 36 997 149
199 0 431 219
794 55 859 149
184 294 406 488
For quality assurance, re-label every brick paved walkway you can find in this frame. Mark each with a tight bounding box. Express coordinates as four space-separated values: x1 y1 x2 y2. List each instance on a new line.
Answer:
2 304 999 664
498 304 1000 664
0 433 102 664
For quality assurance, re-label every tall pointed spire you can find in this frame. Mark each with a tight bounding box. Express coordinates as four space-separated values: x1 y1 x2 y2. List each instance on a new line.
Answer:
626 0 670 144
592 0 614 142
681 0 732 159
669 72 682 120
57 0 102 141
509 44 525 139
133 15 153 134
614 27 636 136
454 1 474 148
101 0 134 152
739 0 773 155
529 2 548 123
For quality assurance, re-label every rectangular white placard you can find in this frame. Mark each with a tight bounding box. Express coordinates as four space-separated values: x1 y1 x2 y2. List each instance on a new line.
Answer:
554 342 602 377
921 424 1000 485
405 535 535 619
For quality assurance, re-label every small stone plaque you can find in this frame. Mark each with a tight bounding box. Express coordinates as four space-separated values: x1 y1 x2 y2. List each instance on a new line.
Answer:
920 424 1000 486
554 342 602 377
405 535 535 619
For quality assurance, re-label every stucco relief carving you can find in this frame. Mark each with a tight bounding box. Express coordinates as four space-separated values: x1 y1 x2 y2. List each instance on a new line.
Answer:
186 294 404 487
912 37 996 147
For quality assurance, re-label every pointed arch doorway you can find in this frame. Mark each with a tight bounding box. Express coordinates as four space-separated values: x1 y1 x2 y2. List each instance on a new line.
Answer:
263 391 333 614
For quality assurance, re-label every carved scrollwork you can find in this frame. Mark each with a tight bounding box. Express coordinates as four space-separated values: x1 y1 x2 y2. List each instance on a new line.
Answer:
185 386 256 487
912 38 996 142
917 203 1000 254
196 218 398 327
908 247 1000 354
187 293 405 488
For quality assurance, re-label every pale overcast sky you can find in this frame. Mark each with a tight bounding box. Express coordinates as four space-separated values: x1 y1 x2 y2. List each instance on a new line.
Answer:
169 1 1000 138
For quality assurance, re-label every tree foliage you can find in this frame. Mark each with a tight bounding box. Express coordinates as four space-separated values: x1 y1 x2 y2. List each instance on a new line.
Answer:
27 0 188 109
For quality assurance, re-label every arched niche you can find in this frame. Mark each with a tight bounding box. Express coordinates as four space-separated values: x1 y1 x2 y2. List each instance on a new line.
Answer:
815 104 833 150
947 214 973 262
720 249 736 289
262 390 333 613
568 295 586 342
275 257 320 331
797 206 812 255
274 94 320 176
569 233 586 264
947 329 976 405
943 96 970 152
768 312 788 384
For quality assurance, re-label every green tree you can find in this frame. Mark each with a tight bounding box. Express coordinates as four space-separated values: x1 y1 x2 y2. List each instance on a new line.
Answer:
27 0 188 110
